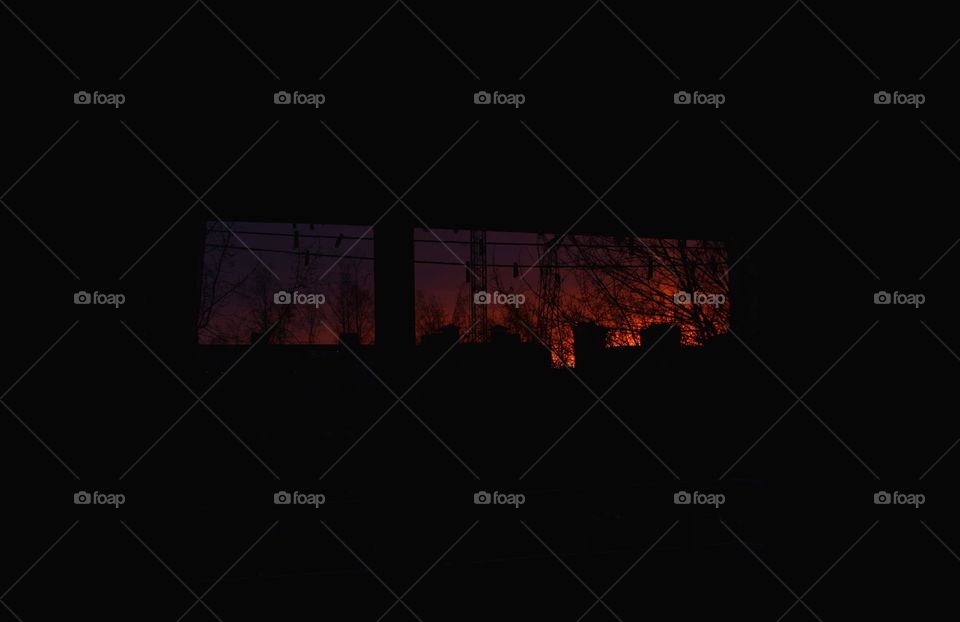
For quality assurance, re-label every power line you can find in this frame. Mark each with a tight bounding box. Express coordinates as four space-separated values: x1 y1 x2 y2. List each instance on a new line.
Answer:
210 230 374 242
207 228 721 251
205 243 373 261
205 244 725 268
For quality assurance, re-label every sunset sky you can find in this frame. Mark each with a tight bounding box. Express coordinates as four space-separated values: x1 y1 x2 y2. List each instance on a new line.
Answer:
199 221 730 357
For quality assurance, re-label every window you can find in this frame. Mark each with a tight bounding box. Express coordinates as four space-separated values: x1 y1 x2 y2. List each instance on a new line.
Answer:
414 229 730 365
198 222 374 345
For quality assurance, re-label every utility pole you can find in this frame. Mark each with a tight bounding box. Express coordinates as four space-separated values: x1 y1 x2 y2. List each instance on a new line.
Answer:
468 230 488 342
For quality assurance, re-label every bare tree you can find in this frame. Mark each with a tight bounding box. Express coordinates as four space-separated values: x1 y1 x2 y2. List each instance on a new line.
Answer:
561 236 730 345
241 263 300 343
415 290 448 341
326 260 374 343
197 224 261 342
450 286 469 332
